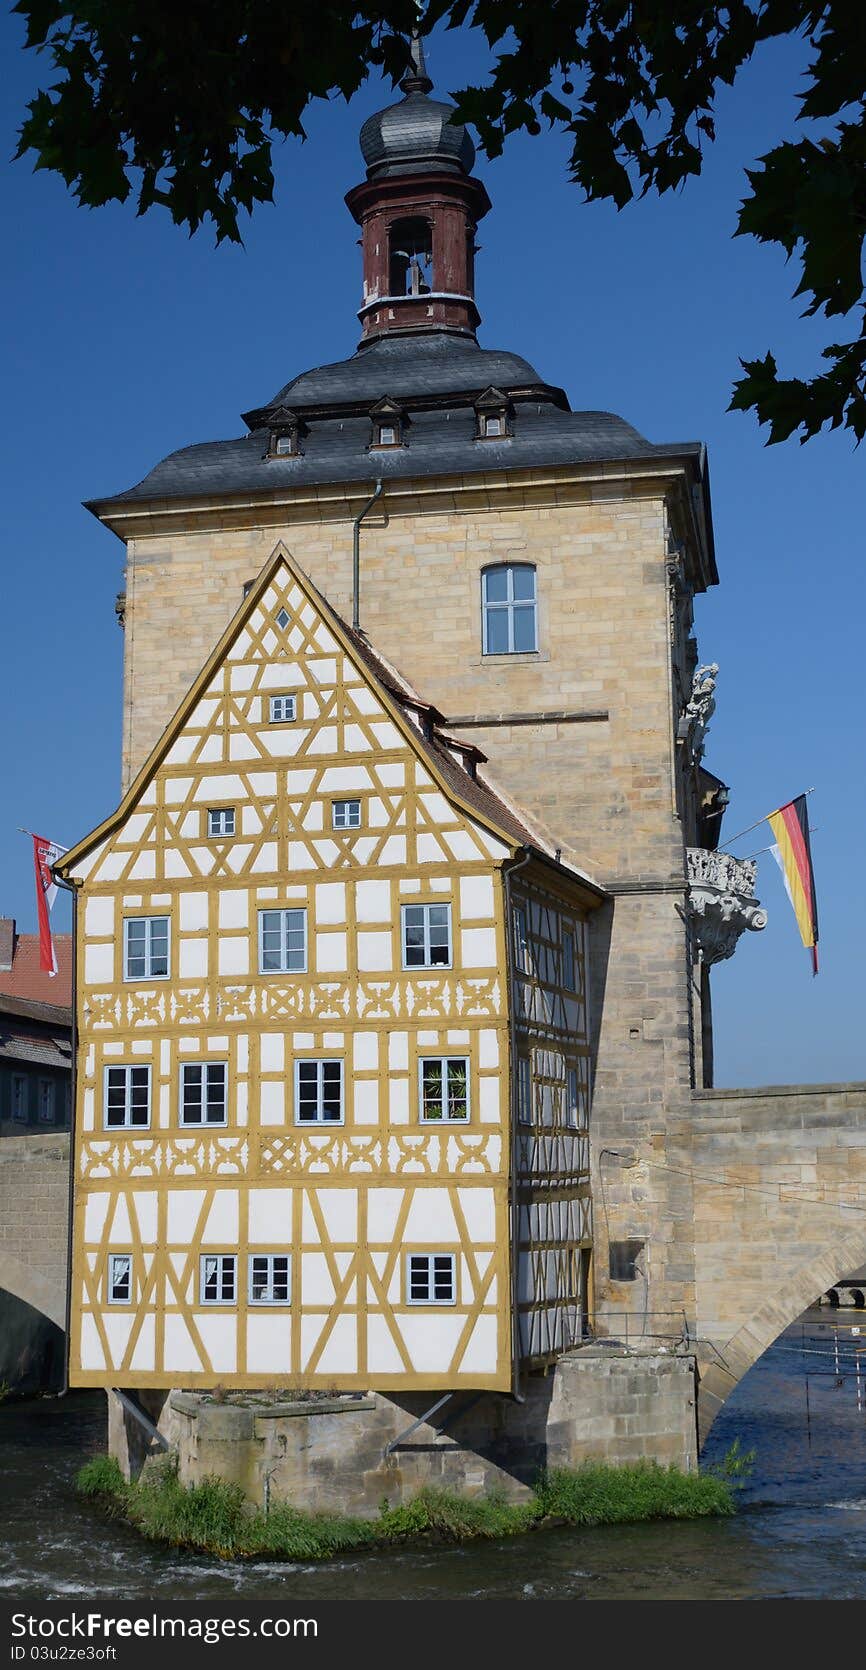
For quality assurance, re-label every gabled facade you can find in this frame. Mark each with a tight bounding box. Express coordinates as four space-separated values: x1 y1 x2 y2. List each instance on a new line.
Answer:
58 550 598 1390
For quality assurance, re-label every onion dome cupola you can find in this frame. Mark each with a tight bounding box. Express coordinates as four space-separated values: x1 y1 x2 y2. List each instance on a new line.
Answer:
345 33 491 344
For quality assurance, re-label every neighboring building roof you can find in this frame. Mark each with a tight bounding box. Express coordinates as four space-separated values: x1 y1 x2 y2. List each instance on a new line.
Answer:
0 927 71 1008
0 1028 72 1071
86 331 705 520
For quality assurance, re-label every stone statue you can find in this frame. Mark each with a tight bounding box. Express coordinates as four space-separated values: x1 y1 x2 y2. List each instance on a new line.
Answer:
677 662 719 761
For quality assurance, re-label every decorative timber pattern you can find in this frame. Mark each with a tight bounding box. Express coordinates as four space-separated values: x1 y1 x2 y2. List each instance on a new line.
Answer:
60 548 595 1390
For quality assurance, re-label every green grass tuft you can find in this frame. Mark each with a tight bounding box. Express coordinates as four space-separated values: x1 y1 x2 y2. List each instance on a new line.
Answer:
536 1461 734 1525
75 1454 734 1561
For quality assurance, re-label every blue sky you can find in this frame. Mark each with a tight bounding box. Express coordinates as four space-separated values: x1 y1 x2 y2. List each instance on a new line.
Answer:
1 18 862 1086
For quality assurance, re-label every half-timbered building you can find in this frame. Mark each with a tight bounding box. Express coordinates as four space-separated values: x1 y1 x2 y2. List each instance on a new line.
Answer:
58 549 599 1390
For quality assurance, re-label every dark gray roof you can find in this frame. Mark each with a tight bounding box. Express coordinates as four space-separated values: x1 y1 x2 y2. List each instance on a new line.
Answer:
250 332 561 417
359 89 475 180
89 331 702 515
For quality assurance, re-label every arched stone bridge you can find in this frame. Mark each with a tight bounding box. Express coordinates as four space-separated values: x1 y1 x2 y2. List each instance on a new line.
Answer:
665 1082 866 1439
0 1134 68 1388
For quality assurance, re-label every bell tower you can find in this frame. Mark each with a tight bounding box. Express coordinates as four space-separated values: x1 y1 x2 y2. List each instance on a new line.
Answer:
345 35 491 343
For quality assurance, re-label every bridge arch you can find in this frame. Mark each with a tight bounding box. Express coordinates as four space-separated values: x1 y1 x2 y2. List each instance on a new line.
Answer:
697 1219 866 1442
0 1252 65 1330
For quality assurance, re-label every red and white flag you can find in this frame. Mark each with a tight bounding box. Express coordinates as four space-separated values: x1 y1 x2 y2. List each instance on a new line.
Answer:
32 834 68 976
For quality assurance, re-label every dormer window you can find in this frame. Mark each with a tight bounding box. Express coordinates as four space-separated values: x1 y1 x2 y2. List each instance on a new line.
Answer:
370 396 406 450
474 386 512 441
266 407 304 459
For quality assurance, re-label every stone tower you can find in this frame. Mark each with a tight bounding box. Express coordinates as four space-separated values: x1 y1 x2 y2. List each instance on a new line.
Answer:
87 41 764 1332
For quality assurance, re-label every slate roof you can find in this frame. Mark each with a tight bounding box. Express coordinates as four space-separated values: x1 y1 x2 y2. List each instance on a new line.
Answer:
87 331 703 518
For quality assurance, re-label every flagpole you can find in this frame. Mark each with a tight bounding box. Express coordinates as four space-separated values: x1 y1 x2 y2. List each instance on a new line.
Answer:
725 787 815 849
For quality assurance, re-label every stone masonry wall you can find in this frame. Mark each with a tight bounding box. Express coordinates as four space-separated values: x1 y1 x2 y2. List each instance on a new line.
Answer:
0 1133 69 1326
117 474 698 1325
110 1347 699 1515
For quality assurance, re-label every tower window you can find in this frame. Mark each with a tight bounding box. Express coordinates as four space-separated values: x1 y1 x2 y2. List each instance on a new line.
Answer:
370 397 406 450
388 217 432 296
482 564 537 655
474 386 512 441
266 407 303 459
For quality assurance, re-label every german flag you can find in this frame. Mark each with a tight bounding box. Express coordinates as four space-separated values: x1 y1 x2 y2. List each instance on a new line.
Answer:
767 795 819 974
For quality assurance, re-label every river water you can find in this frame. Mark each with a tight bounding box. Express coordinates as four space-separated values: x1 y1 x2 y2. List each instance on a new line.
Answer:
3 1310 866 1602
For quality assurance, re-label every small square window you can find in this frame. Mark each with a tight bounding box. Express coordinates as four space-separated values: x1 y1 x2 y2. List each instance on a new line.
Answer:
609 1241 644 1283
419 1057 470 1122
180 1062 228 1126
276 608 291 629
200 1254 237 1305
259 908 307 974
269 694 296 724
248 1254 291 1305
274 435 295 456
123 916 170 981
295 1059 343 1124
401 903 452 969
483 415 503 437
332 799 361 830
104 1065 151 1129
108 1253 132 1305
208 807 235 838
406 1252 456 1305
377 424 398 447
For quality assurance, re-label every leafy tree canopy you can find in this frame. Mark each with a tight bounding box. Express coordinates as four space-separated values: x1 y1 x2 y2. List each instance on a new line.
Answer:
13 1 866 444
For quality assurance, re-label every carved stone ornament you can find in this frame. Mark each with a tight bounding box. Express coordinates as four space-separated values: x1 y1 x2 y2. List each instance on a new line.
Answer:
686 847 768 965
677 662 719 762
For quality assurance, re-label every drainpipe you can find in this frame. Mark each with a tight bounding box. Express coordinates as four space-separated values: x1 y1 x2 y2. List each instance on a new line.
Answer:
53 873 79 1398
503 847 532 1402
352 479 383 632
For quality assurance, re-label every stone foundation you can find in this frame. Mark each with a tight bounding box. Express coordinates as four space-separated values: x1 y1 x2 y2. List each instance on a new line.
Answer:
108 1345 699 1517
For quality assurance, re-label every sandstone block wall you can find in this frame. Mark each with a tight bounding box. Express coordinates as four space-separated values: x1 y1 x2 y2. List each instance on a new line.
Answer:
110 1348 699 1514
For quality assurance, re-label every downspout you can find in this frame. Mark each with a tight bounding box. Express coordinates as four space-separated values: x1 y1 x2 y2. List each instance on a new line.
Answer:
53 872 79 1398
503 847 532 1402
352 480 383 632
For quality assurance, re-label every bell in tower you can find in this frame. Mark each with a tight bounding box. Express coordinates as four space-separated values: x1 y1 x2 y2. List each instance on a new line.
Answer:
345 34 491 343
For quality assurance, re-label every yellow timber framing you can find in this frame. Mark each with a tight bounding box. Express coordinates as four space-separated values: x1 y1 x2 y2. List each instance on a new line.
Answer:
60 544 603 1392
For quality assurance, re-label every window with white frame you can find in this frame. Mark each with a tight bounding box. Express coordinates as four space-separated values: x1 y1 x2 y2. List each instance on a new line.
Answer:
562 929 577 991
512 904 531 975
248 1254 291 1305
517 1055 532 1125
108 1253 132 1305
332 799 361 830
566 1066 580 1130
258 908 307 974
12 1074 28 1121
207 807 235 838
104 1065 151 1129
482 414 504 438
481 564 537 655
180 1062 228 1125
295 1059 343 1123
406 1252 456 1305
419 1057 469 1122
269 694 296 723
38 1079 55 1123
401 902 451 969
200 1254 237 1304
123 916 169 980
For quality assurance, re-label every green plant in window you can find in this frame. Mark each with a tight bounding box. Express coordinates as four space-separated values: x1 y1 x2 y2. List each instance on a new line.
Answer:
449 1060 468 1120
423 1060 444 1120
